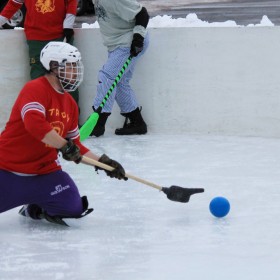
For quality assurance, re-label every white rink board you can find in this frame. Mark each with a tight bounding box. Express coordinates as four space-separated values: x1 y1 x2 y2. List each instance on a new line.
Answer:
1 27 280 137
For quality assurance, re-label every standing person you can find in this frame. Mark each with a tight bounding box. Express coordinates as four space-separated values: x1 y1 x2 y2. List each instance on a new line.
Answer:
90 0 149 137
0 0 80 106
0 41 127 226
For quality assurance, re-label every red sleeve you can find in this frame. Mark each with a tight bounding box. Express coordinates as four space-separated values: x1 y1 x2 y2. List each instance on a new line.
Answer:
66 0 77 15
17 81 53 141
23 111 53 141
66 124 90 155
0 0 22 19
75 140 90 155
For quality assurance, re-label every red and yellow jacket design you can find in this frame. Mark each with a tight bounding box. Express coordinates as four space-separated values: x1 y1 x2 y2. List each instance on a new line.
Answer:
0 0 77 40
0 77 89 174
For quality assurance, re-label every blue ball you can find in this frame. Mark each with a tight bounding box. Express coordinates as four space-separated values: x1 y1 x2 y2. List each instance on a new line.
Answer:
209 197 230 218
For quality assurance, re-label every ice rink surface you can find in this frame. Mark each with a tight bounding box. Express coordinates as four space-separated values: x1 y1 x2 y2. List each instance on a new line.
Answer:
1 133 280 279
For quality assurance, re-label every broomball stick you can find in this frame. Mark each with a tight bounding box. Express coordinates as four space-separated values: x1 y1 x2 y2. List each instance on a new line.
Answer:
82 156 204 203
79 56 133 141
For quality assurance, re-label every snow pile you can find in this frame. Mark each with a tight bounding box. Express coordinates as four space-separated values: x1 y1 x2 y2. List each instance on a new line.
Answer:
247 15 274 27
81 13 275 29
148 13 239 27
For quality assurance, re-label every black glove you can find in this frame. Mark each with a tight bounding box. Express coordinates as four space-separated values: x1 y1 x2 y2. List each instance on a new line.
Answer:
96 154 128 180
63 28 74 43
59 139 82 163
130 33 144 57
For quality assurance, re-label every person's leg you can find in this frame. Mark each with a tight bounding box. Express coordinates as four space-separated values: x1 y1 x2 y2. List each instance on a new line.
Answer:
115 33 149 113
35 171 85 218
92 49 130 112
114 34 150 135
91 34 150 136
114 107 147 135
115 60 138 113
26 40 50 80
90 48 130 137
0 170 88 219
27 38 66 80
89 111 111 137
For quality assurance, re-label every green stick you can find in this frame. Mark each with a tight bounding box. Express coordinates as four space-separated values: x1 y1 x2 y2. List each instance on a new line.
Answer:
80 56 132 141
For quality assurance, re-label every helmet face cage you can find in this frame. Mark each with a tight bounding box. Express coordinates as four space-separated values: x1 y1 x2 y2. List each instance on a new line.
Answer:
40 42 84 92
56 60 84 92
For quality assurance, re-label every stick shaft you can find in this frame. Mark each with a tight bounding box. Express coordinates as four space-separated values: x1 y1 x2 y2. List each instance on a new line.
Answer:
79 56 132 141
82 156 162 191
98 56 132 111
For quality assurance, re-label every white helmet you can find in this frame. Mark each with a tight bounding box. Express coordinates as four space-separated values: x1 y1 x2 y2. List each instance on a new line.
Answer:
40 41 84 92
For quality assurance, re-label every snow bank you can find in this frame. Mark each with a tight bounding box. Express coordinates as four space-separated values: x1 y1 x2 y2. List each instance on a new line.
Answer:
81 13 274 29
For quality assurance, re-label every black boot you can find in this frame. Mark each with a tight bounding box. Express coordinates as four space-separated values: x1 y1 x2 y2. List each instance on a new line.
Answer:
115 107 147 135
19 204 42 219
90 109 111 137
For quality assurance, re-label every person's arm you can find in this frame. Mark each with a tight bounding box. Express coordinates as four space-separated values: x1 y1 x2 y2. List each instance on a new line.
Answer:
130 7 149 57
81 152 127 181
66 0 77 15
41 129 67 149
0 15 8 28
59 138 127 180
134 7 149 34
63 14 75 43
81 150 100 162
41 129 83 164
63 0 77 42
71 135 126 180
0 0 23 27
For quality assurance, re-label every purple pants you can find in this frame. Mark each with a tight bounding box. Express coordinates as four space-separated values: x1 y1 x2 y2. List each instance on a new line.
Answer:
0 169 84 217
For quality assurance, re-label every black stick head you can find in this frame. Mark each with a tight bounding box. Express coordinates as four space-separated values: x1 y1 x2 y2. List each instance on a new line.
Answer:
162 185 204 203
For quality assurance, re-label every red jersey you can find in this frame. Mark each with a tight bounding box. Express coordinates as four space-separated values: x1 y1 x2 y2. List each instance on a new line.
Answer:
0 0 77 40
0 77 89 174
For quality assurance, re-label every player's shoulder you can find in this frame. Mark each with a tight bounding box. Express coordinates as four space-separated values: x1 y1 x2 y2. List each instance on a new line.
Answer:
22 76 49 92
18 77 50 102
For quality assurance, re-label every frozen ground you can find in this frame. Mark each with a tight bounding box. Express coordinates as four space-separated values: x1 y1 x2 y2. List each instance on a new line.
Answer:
1 133 280 280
